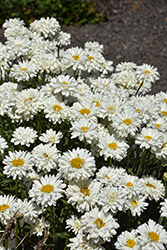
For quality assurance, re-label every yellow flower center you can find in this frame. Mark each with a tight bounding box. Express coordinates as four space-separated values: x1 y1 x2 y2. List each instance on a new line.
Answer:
108 193 116 202
144 135 152 141
60 81 68 85
70 158 84 169
136 108 140 112
148 231 159 242
93 101 100 107
108 107 113 111
126 182 133 187
80 188 90 196
22 68 28 72
0 204 9 212
162 143 166 149
12 158 24 167
164 98 167 104
16 43 22 46
24 97 33 104
43 153 48 158
108 143 118 150
41 184 54 193
155 123 161 128
126 239 136 248
52 105 62 112
72 55 79 61
105 175 110 179
81 126 89 132
88 56 94 61
161 111 167 116
123 119 132 126
131 201 138 207
146 184 155 188
94 218 105 229
79 108 90 115
144 70 151 74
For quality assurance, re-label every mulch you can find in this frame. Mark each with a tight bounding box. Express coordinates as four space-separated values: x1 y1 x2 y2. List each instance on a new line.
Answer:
1 0 167 95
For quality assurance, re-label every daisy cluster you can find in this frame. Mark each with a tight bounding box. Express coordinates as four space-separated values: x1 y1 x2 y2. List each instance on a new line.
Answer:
0 17 167 250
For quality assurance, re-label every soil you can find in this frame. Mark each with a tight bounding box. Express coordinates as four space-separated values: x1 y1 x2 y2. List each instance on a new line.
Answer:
1 0 167 95
62 0 167 95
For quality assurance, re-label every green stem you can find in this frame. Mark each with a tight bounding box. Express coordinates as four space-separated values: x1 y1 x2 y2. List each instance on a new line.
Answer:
15 178 18 197
50 206 56 238
136 148 147 176
42 70 46 85
84 137 87 149
109 157 112 166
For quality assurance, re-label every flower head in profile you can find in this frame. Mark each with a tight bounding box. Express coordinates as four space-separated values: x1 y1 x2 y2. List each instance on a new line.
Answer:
39 129 63 146
0 136 8 154
58 147 96 181
29 174 66 208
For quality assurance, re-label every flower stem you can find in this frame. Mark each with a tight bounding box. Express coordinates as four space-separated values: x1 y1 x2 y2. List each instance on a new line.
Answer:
136 148 147 176
50 206 56 241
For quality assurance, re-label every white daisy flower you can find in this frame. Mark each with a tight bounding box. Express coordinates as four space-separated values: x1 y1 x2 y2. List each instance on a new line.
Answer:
5 37 32 58
32 143 60 173
3 150 34 180
158 102 167 117
114 229 139 250
66 215 81 235
84 41 104 53
58 147 96 181
30 218 50 236
0 195 18 225
68 233 105 250
49 74 78 97
136 63 160 84
115 62 137 72
10 60 37 82
15 88 44 121
61 46 88 71
135 127 164 154
39 129 63 146
136 219 167 250
80 207 119 244
101 60 114 75
98 95 123 121
0 136 8 154
56 30 71 46
112 70 138 90
155 91 167 105
118 174 144 199
31 52 60 74
124 194 149 216
98 133 129 161
66 179 101 212
160 198 167 217
148 117 167 133
70 99 98 122
29 174 66 208
112 108 141 138
43 96 69 124
70 118 98 144
141 176 165 202
90 76 116 94
11 126 38 147
98 186 127 214
74 82 92 100
86 50 105 73
30 17 60 38
13 199 41 227
96 166 126 187
155 134 167 159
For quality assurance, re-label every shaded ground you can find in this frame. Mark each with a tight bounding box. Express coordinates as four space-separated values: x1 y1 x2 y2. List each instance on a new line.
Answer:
62 0 167 94
0 0 167 94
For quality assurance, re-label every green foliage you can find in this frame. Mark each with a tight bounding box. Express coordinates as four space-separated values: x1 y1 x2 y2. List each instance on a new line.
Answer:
0 0 107 28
